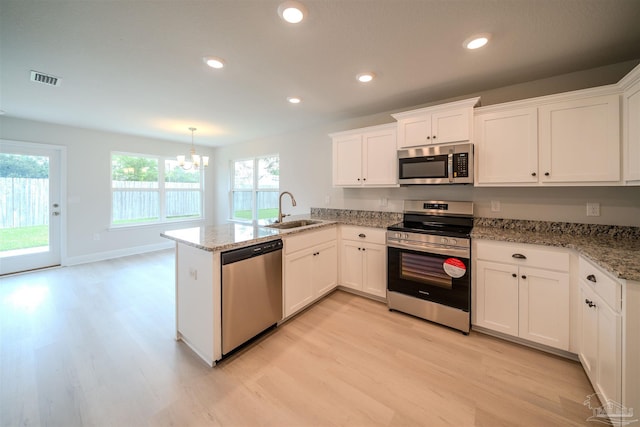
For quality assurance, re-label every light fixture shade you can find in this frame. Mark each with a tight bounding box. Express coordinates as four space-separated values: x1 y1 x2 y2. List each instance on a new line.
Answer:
192 154 201 167
278 1 307 24
202 156 210 167
177 155 186 166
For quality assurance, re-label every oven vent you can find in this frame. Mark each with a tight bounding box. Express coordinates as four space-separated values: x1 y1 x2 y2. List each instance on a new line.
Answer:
30 70 62 87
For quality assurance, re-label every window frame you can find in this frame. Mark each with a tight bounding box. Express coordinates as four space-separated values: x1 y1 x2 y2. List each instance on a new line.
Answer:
110 151 205 228
229 154 279 222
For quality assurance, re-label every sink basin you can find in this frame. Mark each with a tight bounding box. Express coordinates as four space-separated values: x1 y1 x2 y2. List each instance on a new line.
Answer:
264 219 322 229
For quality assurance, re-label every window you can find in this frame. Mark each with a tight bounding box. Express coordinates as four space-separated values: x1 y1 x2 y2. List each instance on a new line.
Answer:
230 155 279 221
111 153 204 226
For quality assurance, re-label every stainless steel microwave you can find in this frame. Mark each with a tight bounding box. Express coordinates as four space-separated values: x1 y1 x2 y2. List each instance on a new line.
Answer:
398 142 474 185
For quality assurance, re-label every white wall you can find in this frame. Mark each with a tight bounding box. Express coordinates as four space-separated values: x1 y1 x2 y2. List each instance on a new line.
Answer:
213 60 640 227
0 118 216 264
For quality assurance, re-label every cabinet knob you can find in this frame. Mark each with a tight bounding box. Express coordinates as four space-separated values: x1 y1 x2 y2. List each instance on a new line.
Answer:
531 172 537 177
544 172 550 176
586 274 597 283
512 273 517 278
512 253 527 260
363 178 366 181
358 233 366 238
426 136 431 140
357 178 361 181
432 135 436 139
521 275 527 279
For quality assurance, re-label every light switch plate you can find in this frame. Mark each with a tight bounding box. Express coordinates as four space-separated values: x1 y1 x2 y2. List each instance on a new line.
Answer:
586 202 600 217
491 200 501 212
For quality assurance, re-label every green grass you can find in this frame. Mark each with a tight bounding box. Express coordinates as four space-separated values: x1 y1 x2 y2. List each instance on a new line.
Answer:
233 208 279 220
0 225 48 251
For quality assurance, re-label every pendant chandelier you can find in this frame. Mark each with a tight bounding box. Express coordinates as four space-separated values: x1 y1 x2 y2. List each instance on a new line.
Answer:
177 127 209 170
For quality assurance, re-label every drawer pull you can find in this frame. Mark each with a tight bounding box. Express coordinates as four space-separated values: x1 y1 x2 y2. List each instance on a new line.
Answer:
512 273 517 278
521 275 527 279
512 253 527 260
585 299 597 308
586 274 597 283
358 233 366 238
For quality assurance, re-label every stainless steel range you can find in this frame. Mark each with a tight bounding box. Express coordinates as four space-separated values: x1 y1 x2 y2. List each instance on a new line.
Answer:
386 200 473 334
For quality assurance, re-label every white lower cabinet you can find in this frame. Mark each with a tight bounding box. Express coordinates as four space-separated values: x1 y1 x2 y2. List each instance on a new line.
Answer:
283 227 338 318
474 240 570 351
339 225 387 299
578 256 622 411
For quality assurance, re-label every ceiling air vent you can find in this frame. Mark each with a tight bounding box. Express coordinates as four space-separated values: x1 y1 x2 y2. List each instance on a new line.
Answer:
30 70 62 87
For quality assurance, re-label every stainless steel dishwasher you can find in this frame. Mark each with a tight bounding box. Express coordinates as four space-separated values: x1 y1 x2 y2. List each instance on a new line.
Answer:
220 239 283 356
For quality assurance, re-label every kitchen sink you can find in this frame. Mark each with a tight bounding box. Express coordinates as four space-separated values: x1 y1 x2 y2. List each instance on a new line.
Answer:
264 219 322 229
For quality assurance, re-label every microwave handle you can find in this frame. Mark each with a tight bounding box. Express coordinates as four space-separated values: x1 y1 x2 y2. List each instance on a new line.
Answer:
447 152 454 183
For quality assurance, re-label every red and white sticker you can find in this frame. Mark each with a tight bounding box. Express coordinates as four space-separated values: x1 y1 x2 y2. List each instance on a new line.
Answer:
443 258 466 278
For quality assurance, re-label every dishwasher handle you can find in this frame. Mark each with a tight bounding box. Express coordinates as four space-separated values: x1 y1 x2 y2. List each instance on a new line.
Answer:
221 239 283 265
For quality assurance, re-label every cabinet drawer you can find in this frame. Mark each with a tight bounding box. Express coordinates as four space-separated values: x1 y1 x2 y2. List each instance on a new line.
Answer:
284 226 337 254
579 256 621 311
340 225 386 245
475 240 569 272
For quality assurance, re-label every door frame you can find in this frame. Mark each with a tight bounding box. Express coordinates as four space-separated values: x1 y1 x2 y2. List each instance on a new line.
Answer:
0 139 67 274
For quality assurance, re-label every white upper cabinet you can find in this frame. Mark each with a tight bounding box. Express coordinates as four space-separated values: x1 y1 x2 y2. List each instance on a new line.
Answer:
621 63 640 184
474 88 622 186
331 123 397 187
392 97 480 149
539 94 620 183
475 107 539 184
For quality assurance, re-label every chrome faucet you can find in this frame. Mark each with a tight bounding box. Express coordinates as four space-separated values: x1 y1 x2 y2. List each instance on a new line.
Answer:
277 191 297 223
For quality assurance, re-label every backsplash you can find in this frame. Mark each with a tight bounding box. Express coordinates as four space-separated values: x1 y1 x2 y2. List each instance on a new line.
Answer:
310 207 402 224
474 217 640 239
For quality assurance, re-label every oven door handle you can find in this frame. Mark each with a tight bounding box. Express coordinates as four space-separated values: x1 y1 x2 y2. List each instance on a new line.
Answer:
387 240 470 258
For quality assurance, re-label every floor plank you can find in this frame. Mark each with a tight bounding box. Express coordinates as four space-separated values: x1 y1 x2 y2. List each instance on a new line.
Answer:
1 249 596 426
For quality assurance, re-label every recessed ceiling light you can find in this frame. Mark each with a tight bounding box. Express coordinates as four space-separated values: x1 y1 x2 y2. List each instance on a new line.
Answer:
278 1 307 24
287 96 302 104
203 56 225 69
464 34 490 50
356 72 375 83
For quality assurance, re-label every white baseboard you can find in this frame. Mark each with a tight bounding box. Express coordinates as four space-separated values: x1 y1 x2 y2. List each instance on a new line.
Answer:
63 241 174 266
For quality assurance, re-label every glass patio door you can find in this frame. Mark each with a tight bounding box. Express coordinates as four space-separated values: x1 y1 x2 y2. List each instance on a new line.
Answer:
0 142 62 275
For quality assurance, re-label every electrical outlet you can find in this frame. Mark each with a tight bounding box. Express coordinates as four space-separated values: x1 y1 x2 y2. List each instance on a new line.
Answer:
324 195 331 205
586 202 600 217
380 197 388 207
490 200 501 212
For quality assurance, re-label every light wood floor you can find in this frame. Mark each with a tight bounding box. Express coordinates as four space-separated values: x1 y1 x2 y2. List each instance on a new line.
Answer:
1 249 596 426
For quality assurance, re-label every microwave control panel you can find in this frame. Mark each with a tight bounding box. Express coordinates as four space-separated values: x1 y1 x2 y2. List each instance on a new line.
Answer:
453 153 469 178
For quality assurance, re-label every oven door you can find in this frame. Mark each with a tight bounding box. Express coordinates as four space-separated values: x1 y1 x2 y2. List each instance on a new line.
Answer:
387 246 470 311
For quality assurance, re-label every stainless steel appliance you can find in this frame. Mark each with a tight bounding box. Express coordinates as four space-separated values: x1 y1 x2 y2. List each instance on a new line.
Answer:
221 239 283 356
387 201 473 333
398 142 473 185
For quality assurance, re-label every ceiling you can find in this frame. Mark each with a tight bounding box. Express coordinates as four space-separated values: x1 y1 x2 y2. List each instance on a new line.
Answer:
2 0 640 147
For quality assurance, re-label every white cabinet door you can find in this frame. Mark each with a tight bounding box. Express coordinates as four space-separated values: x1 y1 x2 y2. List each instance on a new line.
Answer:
284 250 315 317
397 113 432 148
362 127 397 186
475 260 519 336
624 79 640 183
332 134 362 186
432 107 472 144
518 267 570 350
539 94 620 182
596 294 622 406
362 243 386 298
579 284 598 381
314 242 338 297
475 107 538 184
340 241 364 291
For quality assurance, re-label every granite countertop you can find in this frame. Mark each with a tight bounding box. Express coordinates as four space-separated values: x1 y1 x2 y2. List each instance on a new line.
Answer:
161 209 400 252
472 220 640 282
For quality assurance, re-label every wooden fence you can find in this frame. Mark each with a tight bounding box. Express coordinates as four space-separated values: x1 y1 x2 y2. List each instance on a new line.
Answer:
0 178 49 228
